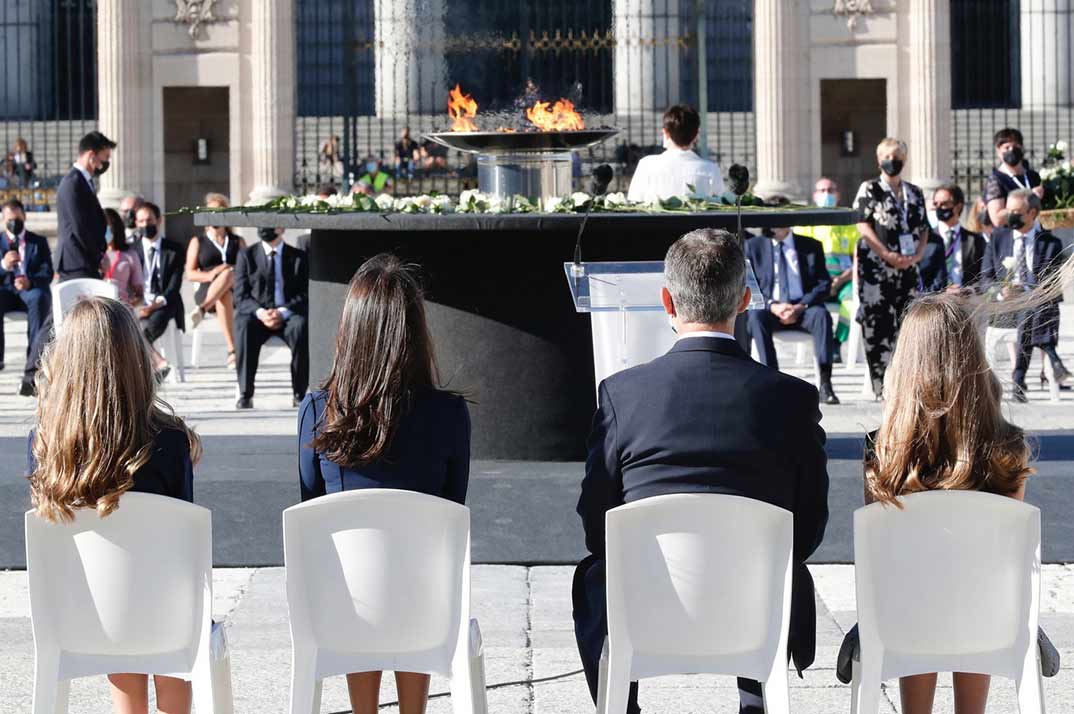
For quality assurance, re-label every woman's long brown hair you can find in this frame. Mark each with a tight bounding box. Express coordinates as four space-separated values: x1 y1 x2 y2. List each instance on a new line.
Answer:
29 297 201 522
311 254 441 467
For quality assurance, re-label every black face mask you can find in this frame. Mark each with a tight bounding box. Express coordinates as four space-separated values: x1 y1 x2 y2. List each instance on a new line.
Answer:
94 159 110 177
1007 212 1025 230
123 210 136 229
6 218 23 235
258 227 279 243
142 223 158 239
1001 147 1024 167
879 159 904 177
935 206 956 222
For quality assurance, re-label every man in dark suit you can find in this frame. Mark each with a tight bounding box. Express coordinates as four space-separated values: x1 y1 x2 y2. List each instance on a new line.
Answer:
233 226 309 409
132 202 185 377
573 228 830 714
745 227 839 404
56 131 114 281
982 188 1069 401
919 183 988 293
0 198 52 396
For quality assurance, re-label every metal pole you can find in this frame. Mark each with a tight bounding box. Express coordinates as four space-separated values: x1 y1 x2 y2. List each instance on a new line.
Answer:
695 0 708 159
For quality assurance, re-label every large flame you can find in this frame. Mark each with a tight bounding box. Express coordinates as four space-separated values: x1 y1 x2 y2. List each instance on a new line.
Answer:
448 84 478 132
526 98 585 131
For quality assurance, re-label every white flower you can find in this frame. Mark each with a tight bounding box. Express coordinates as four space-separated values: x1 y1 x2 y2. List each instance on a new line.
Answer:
487 195 510 213
1041 167 1058 181
603 191 627 207
459 189 485 207
394 196 424 213
544 196 564 212
299 194 323 207
430 195 454 213
374 193 395 211
570 191 592 207
414 194 434 209
1002 256 1017 271
1056 140 1068 154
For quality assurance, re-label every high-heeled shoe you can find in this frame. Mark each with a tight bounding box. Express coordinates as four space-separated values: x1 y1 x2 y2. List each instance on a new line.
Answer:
1040 366 1073 391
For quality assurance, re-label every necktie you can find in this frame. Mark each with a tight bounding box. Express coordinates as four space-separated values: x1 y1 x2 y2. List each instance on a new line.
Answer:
267 249 277 308
945 229 960 286
148 247 161 295
776 240 790 302
1013 238 1030 287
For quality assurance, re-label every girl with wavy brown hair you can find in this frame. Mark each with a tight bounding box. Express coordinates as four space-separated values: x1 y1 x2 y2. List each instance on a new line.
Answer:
28 296 201 714
298 253 470 714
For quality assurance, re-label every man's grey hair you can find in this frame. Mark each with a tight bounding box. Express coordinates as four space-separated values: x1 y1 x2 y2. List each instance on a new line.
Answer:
664 228 746 324
1008 187 1042 212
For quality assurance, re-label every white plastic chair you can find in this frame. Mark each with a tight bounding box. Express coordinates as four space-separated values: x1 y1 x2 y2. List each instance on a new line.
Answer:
597 494 794 714
283 489 488 714
25 492 224 714
851 491 1044 714
156 319 187 384
190 311 217 368
50 278 118 330
772 331 821 390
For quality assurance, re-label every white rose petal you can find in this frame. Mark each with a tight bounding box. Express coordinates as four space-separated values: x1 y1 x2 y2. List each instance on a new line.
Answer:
1056 140 1068 153
431 195 454 213
1002 256 1017 271
544 196 563 213
374 194 395 211
604 191 627 207
571 191 592 207
414 194 434 209
299 194 323 207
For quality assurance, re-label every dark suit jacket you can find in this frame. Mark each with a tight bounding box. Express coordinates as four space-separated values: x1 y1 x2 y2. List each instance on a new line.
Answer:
28 427 193 503
578 336 830 672
745 233 831 308
55 167 106 280
0 231 52 292
133 238 186 330
919 227 988 292
298 389 470 503
234 241 308 318
982 226 1066 304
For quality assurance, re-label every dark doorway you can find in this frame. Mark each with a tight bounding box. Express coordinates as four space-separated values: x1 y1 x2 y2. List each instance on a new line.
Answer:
820 79 886 204
163 87 230 244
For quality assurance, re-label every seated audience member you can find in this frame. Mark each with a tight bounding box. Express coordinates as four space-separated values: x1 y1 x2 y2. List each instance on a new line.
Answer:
627 104 725 202
299 254 469 714
234 226 308 409
982 188 1069 400
918 183 988 294
12 137 35 186
118 193 144 244
795 177 859 357
27 296 201 714
574 229 829 714
746 226 840 404
0 198 53 396
101 207 144 306
354 158 393 196
186 192 240 368
862 293 1033 714
132 202 184 380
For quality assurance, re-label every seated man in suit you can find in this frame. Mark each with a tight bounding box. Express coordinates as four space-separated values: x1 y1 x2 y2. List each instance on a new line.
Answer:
573 228 830 714
982 188 1069 401
919 183 988 294
233 226 309 409
745 226 839 404
133 202 184 379
0 198 53 396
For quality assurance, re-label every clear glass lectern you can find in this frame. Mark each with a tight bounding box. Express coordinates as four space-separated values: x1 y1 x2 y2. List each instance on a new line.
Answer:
564 260 766 394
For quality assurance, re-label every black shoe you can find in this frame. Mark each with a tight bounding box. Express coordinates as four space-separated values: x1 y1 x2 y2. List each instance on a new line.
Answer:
0 361 5 371
820 381 841 405
1012 381 1029 403
235 396 254 410
18 381 35 397
1040 370 1073 391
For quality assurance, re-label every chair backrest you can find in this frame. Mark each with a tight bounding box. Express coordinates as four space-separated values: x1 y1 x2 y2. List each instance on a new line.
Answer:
51 278 119 330
854 491 1040 679
605 494 793 681
283 489 471 674
25 492 212 660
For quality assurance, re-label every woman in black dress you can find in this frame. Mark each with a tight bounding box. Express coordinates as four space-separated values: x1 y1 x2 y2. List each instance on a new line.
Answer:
184 192 240 367
984 127 1045 228
853 138 930 397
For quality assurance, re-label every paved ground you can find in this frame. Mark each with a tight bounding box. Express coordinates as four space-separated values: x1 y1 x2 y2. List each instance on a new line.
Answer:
1 565 1074 713
2 303 1074 566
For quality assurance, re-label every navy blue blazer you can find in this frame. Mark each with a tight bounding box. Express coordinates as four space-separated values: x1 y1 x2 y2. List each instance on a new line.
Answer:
578 336 829 671
235 241 308 319
27 427 194 503
982 226 1066 303
299 389 470 504
0 231 52 292
55 167 106 280
918 232 948 293
745 233 831 308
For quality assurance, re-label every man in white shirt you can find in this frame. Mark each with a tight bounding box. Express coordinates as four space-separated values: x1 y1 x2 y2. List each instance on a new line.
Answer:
626 104 725 203
919 183 988 293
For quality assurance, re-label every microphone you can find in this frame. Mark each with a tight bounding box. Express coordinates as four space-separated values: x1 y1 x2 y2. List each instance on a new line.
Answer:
572 164 614 271
727 164 750 243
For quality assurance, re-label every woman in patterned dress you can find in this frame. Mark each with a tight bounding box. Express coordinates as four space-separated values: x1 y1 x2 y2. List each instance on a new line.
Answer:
854 138 930 398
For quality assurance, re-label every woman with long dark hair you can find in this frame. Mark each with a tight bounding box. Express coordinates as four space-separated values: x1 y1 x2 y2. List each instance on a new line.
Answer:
297 253 470 714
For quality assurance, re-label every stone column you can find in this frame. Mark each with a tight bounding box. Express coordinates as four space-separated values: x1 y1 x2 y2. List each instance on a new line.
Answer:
96 0 148 208
752 0 804 200
249 0 296 204
375 0 446 117
1020 0 1072 109
906 0 952 192
613 0 682 116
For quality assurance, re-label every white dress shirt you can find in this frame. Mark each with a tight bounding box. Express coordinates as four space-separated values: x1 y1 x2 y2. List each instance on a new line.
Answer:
627 147 725 203
937 222 964 286
262 240 291 321
1013 221 1040 283
140 236 166 305
72 162 95 191
676 330 736 342
771 235 804 303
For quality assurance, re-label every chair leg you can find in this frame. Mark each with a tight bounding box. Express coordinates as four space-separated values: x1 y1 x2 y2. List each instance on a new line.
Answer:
596 639 609 714
812 357 822 391
850 657 883 714
451 619 488 714
845 319 861 371
31 652 68 714
191 651 218 714
1015 646 1046 714
761 661 790 714
601 642 632 714
289 650 322 714
171 326 186 383
795 343 807 366
191 325 202 369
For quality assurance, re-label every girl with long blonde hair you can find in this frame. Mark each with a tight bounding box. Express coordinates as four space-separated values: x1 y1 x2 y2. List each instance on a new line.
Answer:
28 296 202 714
